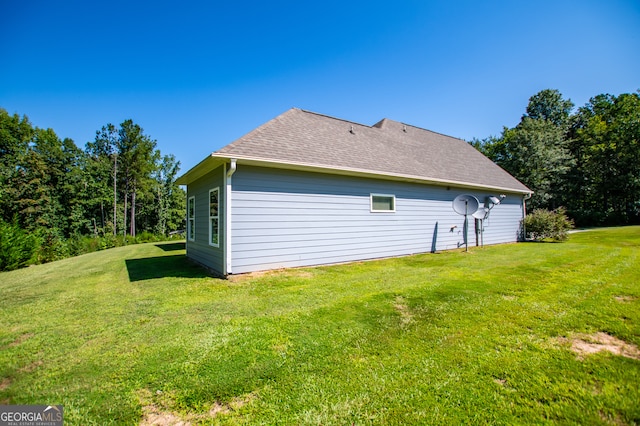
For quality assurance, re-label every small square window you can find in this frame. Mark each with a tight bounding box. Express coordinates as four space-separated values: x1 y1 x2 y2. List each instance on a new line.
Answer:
370 194 395 212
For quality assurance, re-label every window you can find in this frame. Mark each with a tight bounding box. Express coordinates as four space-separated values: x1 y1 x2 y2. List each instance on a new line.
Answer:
187 196 195 241
209 187 220 247
370 194 396 212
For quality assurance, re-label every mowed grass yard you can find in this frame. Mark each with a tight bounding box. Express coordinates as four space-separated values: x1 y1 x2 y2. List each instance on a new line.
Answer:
1 228 639 425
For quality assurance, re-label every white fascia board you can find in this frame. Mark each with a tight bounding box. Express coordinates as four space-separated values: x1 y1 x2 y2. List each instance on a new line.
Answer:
210 154 533 195
176 155 226 186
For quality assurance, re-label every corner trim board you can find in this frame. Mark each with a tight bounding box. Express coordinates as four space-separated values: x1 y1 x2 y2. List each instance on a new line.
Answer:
224 159 237 275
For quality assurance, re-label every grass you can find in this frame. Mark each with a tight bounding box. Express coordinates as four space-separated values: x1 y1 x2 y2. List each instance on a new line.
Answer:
1 228 639 425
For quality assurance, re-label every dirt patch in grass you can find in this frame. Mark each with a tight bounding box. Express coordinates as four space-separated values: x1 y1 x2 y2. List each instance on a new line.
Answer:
0 377 11 391
560 332 640 360
614 295 637 303
207 395 256 417
228 270 269 283
394 296 414 327
19 360 43 373
6 333 34 348
140 409 188 426
229 268 315 283
137 389 257 425
599 411 627 426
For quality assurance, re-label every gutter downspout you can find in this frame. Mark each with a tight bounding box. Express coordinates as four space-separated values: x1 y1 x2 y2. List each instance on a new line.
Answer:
224 159 237 275
522 192 532 241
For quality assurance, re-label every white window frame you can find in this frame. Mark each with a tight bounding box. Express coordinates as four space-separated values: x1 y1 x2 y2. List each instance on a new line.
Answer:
209 187 220 247
187 196 195 241
370 193 396 212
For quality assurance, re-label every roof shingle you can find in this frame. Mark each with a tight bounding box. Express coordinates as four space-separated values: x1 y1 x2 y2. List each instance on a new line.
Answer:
210 108 530 193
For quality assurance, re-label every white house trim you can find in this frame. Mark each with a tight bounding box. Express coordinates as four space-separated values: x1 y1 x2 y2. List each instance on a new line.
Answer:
209 154 533 196
224 159 237 275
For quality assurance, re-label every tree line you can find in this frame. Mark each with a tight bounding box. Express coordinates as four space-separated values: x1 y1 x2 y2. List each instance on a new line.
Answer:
2 90 637 269
472 89 640 227
0 108 185 269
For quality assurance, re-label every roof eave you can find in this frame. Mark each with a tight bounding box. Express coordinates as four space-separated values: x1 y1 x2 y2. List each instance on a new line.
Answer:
175 154 226 186
210 153 533 195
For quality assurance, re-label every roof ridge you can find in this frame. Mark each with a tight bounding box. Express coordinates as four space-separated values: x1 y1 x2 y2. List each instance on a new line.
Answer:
298 108 372 128
403 122 467 142
298 109 464 141
375 117 467 142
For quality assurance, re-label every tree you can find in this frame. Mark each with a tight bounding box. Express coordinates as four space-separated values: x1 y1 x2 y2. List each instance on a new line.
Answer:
473 89 574 210
569 92 640 224
152 154 182 236
0 109 33 223
116 120 157 237
523 88 574 127
474 89 640 226
87 120 159 237
30 128 88 236
87 124 119 234
0 107 185 269
503 118 573 209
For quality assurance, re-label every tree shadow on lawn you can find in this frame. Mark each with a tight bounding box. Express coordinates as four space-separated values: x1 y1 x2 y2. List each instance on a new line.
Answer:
125 254 212 282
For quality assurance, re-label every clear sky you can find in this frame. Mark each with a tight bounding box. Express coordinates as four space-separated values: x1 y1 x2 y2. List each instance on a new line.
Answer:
2 0 639 174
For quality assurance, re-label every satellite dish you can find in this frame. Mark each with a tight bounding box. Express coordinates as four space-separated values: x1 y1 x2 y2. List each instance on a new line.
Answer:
452 194 480 216
452 194 480 252
487 196 501 205
472 206 489 220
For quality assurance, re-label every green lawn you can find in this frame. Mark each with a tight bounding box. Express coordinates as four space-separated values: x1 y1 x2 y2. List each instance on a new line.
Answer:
1 228 639 425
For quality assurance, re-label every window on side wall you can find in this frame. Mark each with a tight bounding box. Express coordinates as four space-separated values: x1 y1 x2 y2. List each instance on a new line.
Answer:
370 194 396 212
187 196 195 241
209 187 220 247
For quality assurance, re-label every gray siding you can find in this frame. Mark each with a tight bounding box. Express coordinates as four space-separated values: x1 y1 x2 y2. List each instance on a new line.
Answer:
230 166 523 274
186 165 225 274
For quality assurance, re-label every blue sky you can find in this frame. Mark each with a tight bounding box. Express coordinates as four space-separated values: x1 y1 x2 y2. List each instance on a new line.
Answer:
2 0 639 173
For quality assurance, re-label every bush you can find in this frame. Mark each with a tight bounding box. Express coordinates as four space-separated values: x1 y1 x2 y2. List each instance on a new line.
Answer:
523 207 574 242
135 231 161 243
0 227 182 271
0 218 38 271
67 235 102 256
36 229 70 264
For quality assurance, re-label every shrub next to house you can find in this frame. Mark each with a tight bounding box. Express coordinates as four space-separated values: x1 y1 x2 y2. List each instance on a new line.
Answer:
523 207 574 242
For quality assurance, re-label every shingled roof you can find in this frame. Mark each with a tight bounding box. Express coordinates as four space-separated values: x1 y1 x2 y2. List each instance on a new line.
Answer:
178 108 531 193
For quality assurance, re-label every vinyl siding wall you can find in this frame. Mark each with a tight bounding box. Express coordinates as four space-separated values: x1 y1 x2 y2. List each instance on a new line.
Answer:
230 166 523 274
186 165 225 273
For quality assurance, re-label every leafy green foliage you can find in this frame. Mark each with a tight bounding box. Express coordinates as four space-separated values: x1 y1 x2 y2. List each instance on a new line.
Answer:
523 207 574 241
473 89 640 226
524 88 574 126
0 108 186 270
0 217 38 271
473 90 574 210
35 228 70 263
501 117 573 209
567 92 640 225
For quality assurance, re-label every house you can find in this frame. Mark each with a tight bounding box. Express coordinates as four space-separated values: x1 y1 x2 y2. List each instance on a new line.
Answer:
176 108 532 275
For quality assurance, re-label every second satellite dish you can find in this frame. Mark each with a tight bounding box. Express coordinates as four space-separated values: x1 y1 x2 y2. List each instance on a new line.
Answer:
472 206 489 220
452 194 480 216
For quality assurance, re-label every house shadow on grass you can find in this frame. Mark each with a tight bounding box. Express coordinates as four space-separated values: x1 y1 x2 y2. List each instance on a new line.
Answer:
154 242 186 251
125 254 211 282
